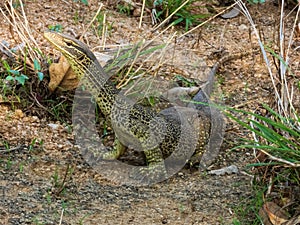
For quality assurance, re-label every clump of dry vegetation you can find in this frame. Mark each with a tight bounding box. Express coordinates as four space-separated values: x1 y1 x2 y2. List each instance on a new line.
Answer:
226 1 300 224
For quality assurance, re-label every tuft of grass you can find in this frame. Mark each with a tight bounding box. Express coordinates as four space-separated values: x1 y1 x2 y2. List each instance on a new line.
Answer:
233 184 266 225
50 165 74 198
151 0 210 31
117 3 132 16
225 104 300 166
94 11 114 37
224 1 300 223
0 0 57 118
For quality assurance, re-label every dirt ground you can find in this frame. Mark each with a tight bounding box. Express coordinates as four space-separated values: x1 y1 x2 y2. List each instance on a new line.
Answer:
0 1 299 224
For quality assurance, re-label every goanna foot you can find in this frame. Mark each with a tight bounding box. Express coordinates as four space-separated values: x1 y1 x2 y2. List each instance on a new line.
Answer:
130 163 168 185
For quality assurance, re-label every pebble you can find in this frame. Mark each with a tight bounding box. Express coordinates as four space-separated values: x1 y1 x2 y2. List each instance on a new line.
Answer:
47 123 60 130
208 165 239 175
239 24 248 31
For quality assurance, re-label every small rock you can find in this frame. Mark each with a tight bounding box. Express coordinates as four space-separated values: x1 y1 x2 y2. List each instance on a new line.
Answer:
239 24 248 31
44 4 51 9
208 165 239 175
14 109 24 118
47 123 59 130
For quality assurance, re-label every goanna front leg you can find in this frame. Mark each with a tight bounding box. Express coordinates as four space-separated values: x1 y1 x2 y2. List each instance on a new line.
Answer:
102 138 126 160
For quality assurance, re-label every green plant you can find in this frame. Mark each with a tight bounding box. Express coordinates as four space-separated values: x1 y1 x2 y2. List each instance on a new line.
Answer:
48 24 62 32
1 140 10 150
231 218 241 225
45 190 52 204
73 0 88 5
223 2 300 223
248 0 266 3
2 54 29 86
19 163 24 173
95 12 104 35
79 213 91 225
29 138 44 152
5 70 29 86
33 59 44 81
151 0 210 31
51 165 74 197
32 216 44 225
5 157 13 170
52 168 60 188
12 0 22 8
232 184 266 224
227 105 300 163
117 3 132 16
174 74 196 87
74 10 80 23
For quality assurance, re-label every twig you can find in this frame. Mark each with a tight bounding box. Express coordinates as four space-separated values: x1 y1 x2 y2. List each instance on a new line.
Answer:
54 164 71 196
117 39 146 88
259 149 298 167
101 12 107 49
139 0 146 29
152 0 189 32
80 3 103 39
59 208 64 225
0 145 23 153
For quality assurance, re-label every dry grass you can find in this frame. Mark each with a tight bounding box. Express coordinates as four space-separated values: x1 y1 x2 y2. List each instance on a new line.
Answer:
0 0 43 70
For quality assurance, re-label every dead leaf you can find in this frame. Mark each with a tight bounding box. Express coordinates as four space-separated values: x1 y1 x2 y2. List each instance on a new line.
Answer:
48 55 79 92
262 202 289 225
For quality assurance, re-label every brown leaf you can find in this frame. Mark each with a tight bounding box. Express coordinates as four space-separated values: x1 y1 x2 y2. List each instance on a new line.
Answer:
263 202 289 225
48 55 79 92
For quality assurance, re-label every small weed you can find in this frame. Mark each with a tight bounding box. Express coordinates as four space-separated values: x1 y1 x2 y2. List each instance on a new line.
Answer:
51 165 74 197
79 214 91 225
61 200 68 210
45 191 52 204
178 203 185 213
174 74 196 87
12 0 22 8
45 98 72 123
232 184 266 224
117 3 132 16
232 218 241 225
32 216 44 225
94 12 114 36
73 0 88 5
33 59 44 81
5 158 13 170
6 70 29 86
52 168 60 188
73 10 80 24
1 141 10 150
48 24 63 32
19 163 24 173
28 138 44 152
150 0 210 31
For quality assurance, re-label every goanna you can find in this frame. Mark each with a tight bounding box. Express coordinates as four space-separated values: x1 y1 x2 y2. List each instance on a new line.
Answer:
44 31 220 182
